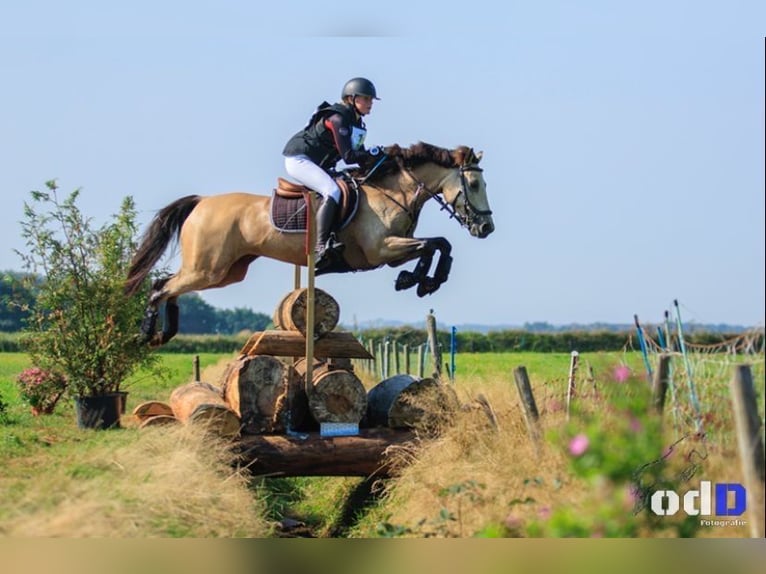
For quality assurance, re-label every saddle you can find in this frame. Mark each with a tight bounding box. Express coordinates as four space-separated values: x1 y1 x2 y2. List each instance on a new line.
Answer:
270 176 359 233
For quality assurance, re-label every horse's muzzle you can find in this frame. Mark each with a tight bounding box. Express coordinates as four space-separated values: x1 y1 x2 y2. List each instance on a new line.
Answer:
473 220 495 238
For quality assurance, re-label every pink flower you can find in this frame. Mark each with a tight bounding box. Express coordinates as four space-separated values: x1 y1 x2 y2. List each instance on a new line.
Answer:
614 365 631 383
629 416 643 433
568 433 589 456
537 506 551 520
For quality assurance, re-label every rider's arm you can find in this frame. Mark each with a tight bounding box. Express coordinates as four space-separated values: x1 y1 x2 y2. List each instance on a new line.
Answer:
324 114 368 165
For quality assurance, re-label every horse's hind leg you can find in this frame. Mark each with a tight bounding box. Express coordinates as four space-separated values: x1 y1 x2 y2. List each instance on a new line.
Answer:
139 277 170 344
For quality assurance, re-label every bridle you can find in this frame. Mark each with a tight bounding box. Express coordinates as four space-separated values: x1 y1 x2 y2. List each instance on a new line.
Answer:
406 164 492 230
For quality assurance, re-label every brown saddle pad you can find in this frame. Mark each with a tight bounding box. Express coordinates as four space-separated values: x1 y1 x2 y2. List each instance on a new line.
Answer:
270 177 359 233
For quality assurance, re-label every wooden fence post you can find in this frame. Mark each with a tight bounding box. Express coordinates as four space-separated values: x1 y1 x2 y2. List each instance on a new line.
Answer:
566 351 579 420
403 343 410 375
393 340 400 375
383 340 390 379
651 354 671 414
426 310 442 377
730 364 765 538
193 355 200 382
513 366 540 444
376 342 383 379
417 344 425 378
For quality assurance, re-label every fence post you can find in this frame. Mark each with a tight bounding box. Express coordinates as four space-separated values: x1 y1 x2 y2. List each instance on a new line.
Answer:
368 339 375 374
651 354 671 415
393 340 400 375
426 310 442 377
383 340 390 379
566 351 579 420
417 344 425 378
376 341 383 379
730 364 765 538
513 366 541 445
403 343 410 375
193 355 200 382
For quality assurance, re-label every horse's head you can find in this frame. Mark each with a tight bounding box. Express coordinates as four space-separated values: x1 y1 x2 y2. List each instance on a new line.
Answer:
440 148 495 238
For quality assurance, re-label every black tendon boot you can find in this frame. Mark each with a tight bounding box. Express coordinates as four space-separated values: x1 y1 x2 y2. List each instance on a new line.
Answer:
315 197 344 271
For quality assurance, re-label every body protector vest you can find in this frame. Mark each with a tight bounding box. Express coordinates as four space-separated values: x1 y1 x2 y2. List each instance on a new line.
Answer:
283 101 367 170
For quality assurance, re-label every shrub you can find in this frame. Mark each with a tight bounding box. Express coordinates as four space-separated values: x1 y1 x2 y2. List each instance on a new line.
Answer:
16 367 68 415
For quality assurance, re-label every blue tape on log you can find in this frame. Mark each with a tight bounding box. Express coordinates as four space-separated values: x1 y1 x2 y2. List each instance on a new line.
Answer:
320 422 359 437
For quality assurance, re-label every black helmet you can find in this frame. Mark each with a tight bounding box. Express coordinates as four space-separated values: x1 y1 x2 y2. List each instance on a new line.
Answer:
341 77 379 100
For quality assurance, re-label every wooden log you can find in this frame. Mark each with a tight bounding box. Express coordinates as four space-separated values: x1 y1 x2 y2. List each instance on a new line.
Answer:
366 374 419 427
294 359 367 424
272 288 340 339
367 375 457 429
169 381 241 438
239 330 373 359
222 355 307 434
139 415 180 429
235 428 416 477
132 400 174 422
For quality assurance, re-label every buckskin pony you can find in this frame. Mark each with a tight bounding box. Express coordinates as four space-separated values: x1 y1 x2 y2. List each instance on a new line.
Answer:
124 142 494 346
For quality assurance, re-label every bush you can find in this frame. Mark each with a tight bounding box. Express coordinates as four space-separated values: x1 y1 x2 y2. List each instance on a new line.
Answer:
16 367 67 415
16 181 161 398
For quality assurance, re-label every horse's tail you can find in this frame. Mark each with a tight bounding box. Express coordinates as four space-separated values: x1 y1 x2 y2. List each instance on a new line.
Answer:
124 195 201 296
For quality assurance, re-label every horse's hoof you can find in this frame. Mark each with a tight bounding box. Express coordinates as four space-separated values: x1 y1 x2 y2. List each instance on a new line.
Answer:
395 270 418 291
416 277 440 297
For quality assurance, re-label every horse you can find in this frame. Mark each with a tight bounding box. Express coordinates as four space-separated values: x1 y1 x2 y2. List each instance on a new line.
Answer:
124 142 495 346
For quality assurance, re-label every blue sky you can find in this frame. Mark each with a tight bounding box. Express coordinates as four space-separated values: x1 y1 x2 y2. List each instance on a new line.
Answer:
1 1 764 328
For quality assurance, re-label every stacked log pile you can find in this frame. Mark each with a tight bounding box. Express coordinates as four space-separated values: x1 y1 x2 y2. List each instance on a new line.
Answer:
132 288 459 477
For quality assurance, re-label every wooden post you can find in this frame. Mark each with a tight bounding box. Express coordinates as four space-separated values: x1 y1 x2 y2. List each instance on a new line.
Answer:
368 339 375 374
730 365 765 538
193 355 200 382
426 310 442 377
383 340 390 379
393 341 400 375
513 366 540 444
376 342 383 379
565 350 579 420
651 354 671 415
417 344 425 378
304 192 317 394
403 343 410 375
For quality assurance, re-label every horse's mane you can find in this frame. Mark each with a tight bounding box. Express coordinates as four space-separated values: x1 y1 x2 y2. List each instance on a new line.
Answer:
360 142 479 182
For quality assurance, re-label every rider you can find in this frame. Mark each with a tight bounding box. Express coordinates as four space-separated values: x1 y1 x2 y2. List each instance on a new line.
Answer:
283 77 381 270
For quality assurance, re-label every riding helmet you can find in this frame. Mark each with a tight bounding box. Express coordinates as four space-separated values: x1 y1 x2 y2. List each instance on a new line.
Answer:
341 77 380 100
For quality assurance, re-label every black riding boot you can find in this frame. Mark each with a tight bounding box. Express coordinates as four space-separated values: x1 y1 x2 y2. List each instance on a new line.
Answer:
315 197 344 270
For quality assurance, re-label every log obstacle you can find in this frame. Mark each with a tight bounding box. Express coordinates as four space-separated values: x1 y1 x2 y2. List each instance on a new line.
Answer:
366 374 457 429
273 287 340 339
169 381 240 437
235 428 416 477
294 358 367 425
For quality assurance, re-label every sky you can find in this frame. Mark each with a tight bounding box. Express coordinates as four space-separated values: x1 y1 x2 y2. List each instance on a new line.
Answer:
1 1 764 329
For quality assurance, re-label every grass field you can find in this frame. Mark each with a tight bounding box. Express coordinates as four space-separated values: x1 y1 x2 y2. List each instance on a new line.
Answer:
1 349 763 537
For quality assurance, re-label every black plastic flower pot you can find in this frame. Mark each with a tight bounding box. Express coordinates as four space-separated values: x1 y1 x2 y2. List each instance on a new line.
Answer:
74 393 122 430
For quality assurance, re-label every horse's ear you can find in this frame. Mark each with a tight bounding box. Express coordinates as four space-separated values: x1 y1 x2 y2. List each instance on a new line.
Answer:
475 151 483 164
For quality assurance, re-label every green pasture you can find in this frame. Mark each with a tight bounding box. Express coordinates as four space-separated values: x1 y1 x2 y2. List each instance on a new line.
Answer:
1 349 763 537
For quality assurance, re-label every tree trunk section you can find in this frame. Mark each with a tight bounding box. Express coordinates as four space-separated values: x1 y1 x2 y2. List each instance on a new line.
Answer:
222 355 308 434
132 400 174 422
295 359 367 424
169 381 241 437
273 288 340 339
235 428 416 477
240 330 373 359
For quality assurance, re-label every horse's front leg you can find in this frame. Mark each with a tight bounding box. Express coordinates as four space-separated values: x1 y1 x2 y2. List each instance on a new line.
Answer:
416 238 452 297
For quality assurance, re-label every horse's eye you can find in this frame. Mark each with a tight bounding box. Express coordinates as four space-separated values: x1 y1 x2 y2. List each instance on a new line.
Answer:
469 179 480 192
